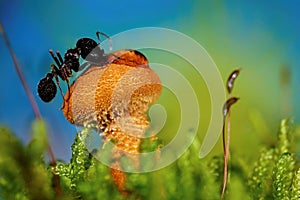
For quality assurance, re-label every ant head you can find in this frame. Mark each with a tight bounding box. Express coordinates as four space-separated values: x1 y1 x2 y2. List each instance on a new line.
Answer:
37 73 57 102
76 38 98 60
76 32 112 63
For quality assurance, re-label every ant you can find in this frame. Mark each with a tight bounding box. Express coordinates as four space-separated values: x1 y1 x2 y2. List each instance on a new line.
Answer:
37 31 112 102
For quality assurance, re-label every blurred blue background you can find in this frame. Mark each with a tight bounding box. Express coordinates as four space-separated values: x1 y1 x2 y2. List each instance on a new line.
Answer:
0 0 299 161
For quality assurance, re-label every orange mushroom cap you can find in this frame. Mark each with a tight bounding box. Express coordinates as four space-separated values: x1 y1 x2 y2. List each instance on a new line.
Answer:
61 50 162 140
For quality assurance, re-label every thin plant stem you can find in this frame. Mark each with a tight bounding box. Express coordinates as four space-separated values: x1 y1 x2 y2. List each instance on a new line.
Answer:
222 110 231 198
221 68 240 198
0 22 41 119
0 21 61 195
221 118 227 198
222 119 226 154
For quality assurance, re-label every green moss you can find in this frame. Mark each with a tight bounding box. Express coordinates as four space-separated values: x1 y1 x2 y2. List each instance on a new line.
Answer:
0 122 54 200
248 119 299 200
272 152 295 199
290 168 300 200
275 118 293 156
248 148 275 199
0 118 299 199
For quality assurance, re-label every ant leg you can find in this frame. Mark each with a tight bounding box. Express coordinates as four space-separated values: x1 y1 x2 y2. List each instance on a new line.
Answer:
78 61 91 71
96 31 112 51
49 49 62 67
56 51 64 64
66 78 71 95
51 63 63 79
63 77 72 103
51 64 65 100
79 61 104 70
55 75 65 100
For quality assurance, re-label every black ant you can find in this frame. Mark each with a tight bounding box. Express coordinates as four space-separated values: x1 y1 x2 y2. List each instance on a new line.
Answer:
37 31 112 102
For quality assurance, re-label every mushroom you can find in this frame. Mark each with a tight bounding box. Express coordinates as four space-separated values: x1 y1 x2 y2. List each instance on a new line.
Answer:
62 49 161 159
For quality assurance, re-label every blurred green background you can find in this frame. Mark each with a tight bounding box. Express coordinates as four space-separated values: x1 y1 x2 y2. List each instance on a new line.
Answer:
0 0 299 162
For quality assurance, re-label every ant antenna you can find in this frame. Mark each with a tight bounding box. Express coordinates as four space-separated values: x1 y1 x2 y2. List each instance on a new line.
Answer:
96 31 113 51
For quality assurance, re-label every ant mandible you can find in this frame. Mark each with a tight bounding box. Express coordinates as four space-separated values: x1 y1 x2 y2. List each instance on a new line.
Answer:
37 31 112 102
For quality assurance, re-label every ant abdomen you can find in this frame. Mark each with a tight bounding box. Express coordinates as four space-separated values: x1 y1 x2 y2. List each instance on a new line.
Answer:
37 73 57 102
